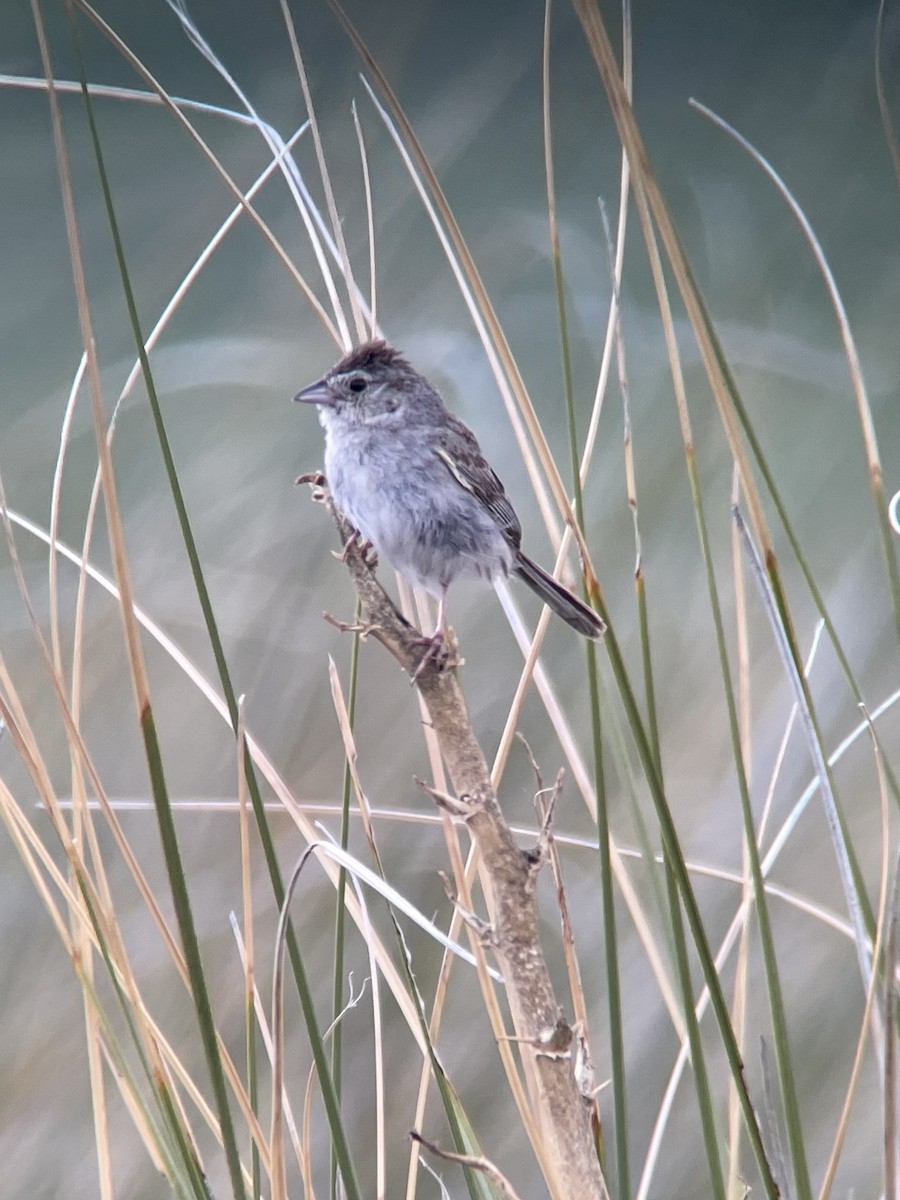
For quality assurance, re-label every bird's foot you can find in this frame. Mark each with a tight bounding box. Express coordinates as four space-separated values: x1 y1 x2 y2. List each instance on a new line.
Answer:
410 631 446 682
409 628 461 683
323 611 378 637
296 470 328 503
332 529 378 569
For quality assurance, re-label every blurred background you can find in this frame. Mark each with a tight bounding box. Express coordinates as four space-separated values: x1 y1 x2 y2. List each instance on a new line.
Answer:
1 1 898 1197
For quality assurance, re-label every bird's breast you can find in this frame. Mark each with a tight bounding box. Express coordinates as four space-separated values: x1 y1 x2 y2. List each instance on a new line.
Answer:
321 423 513 593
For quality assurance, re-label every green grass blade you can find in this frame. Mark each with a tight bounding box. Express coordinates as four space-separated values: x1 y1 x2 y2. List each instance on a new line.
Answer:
543 7 625 1190
68 15 364 1194
139 706 247 1200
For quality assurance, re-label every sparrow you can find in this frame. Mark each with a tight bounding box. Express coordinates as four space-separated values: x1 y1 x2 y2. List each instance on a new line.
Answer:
295 340 604 662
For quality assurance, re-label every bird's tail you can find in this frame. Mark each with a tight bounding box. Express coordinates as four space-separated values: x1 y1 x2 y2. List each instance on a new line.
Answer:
513 553 605 639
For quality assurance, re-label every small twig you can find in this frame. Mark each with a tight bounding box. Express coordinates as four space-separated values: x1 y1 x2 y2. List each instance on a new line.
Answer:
413 777 479 819
411 1131 525 1200
322 612 376 637
437 873 494 943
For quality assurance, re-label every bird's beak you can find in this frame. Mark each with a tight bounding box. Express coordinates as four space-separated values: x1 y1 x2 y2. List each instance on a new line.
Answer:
293 378 332 406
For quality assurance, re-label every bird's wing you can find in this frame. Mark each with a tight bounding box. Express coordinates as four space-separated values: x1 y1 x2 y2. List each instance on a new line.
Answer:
431 414 522 549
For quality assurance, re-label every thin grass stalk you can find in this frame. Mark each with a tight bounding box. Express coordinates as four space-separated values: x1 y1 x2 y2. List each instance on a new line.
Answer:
271 852 309 1200
617 346 804 1198
623 354 727 1200
728 474 755 1200
0 72 299 130
736 509 872 1197
80 921 114 1200
48 353 86 677
68 16 365 1188
166 0 352 348
404 703 479 1200
329 619 361 1200
13 510 458 1062
351 99 378 336
324 662 389 1197
594 56 734 1190
230 919 304 1183
684 109 900 819
875 0 900 196
72 0 341 346
0 640 210 1178
67 760 121 1200
277 0 364 344
237 704 261 1200
735 509 875 976
64 23 261 1198
64 120 306 726
0 688 208 1195
604 181 728 1198
542 3 624 1192
817 717 892 1200
589 610 780 1193
141 707 249 1200
0 763 195 1196
593 198 669 957
680 468 813 1200
33 3 248 1193
689 98 900 641
317 824 389 1200
572 0 773 553
885 864 900 1200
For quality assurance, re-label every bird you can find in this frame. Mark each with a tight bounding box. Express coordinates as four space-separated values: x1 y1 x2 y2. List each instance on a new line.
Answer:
295 340 604 664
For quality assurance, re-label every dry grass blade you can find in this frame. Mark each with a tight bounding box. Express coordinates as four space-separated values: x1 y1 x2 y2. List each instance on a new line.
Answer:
733 505 872 984
351 98 378 337
34 0 150 717
817 709 892 1199
689 97 900 639
571 0 773 557
10 509 463 1054
875 0 900 197
326 660 386 1194
270 846 319 1200
885 859 900 1200
412 1131 526 1200
277 0 364 344
73 0 341 347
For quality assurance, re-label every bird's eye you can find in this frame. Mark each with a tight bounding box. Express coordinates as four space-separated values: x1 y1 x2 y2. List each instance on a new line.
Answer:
347 375 367 394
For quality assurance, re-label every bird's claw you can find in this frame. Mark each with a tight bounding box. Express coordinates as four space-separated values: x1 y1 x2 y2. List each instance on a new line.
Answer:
410 632 446 682
323 611 377 637
333 530 378 568
409 630 462 683
296 471 328 502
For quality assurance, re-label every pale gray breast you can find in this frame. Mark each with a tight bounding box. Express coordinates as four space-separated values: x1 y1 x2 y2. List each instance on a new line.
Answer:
323 421 513 592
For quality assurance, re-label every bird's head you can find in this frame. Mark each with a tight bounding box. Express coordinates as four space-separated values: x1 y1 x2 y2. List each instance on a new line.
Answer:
295 340 428 426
